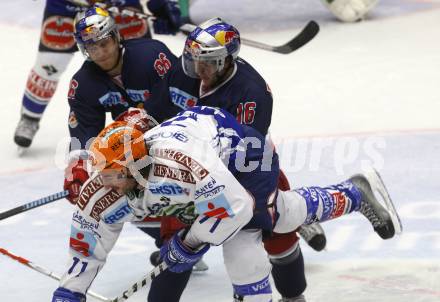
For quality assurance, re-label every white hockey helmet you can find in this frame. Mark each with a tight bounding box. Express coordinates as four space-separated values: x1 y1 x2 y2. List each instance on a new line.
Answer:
182 18 241 79
73 5 120 58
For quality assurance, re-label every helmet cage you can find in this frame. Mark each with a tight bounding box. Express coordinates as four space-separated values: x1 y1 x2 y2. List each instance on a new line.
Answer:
182 17 240 79
182 40 229 79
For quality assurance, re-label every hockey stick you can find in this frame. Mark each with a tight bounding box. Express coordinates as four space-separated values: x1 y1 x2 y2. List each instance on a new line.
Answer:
0 247 110 302
110 262 168 302
0 190 69 221
108 8 319 55
179 21 320 54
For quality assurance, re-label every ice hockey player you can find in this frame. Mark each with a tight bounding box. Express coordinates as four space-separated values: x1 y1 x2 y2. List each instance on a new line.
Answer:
51 106 401 302
144 17 323 301
59 4 178 269
62 5 176 204
13 0 181 150
320 0 379 22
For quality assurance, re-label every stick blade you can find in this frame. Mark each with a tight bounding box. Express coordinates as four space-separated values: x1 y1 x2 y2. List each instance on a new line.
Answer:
273 21 320 54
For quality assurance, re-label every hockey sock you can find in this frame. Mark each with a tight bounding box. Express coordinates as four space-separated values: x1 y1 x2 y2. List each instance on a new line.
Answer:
295 180 362 224
270 246 306 298
21 52 73 118
148 269 192 302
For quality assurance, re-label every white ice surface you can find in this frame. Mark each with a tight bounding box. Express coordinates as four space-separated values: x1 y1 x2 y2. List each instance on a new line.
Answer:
1 1 440 301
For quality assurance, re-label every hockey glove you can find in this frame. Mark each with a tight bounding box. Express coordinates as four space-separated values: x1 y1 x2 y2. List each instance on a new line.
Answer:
64 159 89 205
115 107 152 132
52 287 86 302
147 0 182 35
160 231 210 273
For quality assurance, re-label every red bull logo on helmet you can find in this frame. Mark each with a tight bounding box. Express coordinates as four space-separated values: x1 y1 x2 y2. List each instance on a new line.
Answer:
214 30 239 46
94 7 109 17
185 40 201 56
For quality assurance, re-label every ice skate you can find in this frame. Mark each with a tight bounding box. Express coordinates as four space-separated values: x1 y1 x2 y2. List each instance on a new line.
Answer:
298 222 327 251
14 114 39 149
350 169 403 239
279 294 306 302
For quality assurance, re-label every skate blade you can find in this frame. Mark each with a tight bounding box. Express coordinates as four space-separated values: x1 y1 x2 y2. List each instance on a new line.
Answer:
364 168 403 235
193 259 209 272
17 146 27 157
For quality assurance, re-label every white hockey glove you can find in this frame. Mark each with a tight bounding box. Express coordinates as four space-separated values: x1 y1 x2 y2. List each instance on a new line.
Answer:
321 0 379 22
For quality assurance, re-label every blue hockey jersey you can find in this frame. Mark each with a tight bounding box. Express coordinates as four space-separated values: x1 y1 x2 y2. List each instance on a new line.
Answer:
46 0 142 16
68 38 177 149
144 57 274 136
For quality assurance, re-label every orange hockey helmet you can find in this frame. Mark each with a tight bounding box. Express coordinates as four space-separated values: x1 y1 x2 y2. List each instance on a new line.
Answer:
89 121 148 172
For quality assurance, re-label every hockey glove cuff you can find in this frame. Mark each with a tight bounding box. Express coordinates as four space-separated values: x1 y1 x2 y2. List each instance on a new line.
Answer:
52 287 86 302
160 231 210 273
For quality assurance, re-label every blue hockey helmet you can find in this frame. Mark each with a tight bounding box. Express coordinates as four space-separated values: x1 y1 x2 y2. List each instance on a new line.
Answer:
73 6 120 58
183 18 241 79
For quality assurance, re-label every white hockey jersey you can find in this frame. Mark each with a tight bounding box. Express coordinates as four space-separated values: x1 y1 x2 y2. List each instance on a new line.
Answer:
59 107 255 294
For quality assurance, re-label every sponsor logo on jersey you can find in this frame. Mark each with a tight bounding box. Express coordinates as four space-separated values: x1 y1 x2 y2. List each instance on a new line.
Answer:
297 187 321 223
103 201 132 224
154 53 172 78
90 189 122 221
126 89 150 103
195 177 225 200
68 79 78 99
76 176 104 210
250 277 271 294
25 69 58 101
320 189 334 221
114 14 148 40
41 16 75 50
42 65 58 76
152 149 209 180
69 226 97 258
330 191 349 219
153 164 196 184
77 176 104 210
145 131 189 143
169 87 198 110
197 194 235 233
72 211 99 233
98 91 128 107
149 182 190 196
68 111 78 128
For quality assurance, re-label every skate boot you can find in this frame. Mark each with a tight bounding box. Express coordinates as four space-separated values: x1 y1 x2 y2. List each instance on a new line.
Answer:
14 114 40 148
279 294 306 302
298 222 326 251
150 250 209 272
350 169 402 239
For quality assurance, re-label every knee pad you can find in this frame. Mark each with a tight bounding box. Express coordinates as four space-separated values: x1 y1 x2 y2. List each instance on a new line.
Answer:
22 51 73 117
223 230 271 285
